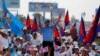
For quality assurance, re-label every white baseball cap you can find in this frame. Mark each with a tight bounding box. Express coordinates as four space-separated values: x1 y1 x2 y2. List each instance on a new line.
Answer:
64 29 70 33
92 42 97 46
74 45 79 49
73 41 78 45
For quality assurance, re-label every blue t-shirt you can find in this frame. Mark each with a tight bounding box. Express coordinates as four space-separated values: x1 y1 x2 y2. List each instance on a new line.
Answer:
41 25 55 41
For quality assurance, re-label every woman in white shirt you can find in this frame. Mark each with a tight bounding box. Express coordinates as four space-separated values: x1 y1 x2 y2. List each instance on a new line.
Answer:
71 46 80 56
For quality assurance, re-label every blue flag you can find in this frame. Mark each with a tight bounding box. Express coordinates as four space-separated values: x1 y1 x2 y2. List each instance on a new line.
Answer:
2 0 23 36
8 12 24 30
2 0 24 30
0 22 4 27
2 0 9 27
97 23 100 33
9 21 23 36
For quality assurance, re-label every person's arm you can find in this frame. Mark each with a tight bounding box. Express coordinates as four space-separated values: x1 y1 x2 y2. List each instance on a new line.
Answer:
34 14 43 33
55 14 62 25
50 14 62 29
38 15 41 28
37 14 44 28
95 50 100 54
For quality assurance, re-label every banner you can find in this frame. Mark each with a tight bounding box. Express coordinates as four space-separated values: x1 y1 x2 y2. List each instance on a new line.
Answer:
0 0 20 8
52 8 65 19
29 2 58 12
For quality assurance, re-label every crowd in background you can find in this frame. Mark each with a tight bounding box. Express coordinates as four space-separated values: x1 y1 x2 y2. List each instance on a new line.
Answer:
0 13 100 56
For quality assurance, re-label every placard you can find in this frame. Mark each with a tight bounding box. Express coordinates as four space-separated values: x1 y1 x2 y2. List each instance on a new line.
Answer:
29 2 58 12
0 0 20 8
52 8 65 18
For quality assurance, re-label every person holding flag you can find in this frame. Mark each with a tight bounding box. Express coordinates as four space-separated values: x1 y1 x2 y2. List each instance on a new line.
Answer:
39 14 61 56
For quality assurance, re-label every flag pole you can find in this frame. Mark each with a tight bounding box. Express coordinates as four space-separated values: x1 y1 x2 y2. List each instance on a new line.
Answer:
49 5 53 25
43 11 45 22
81 12 85 19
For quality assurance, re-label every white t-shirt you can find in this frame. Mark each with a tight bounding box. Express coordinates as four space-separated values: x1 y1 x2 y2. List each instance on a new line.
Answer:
89 50 97 56
31 39 39 46
2 37 9 48
66 45 74 56
31 32 43 46
28 34 33 40
7 36 12 44
71 53 79 56
36 32 43 44
62 36 73 43
54 51 61 56
61 51 67 56
25 53 32 56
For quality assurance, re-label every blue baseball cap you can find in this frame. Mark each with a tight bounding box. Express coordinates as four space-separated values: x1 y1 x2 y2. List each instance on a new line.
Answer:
44 19 50 23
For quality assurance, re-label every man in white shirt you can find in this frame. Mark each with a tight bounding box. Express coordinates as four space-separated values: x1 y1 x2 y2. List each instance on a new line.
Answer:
66 44 74 56
60 45 67 56
62 29 73 44
2 37 9 49
89 42 98 56
0 31 9 49
31 32 43 46
36 32 43 45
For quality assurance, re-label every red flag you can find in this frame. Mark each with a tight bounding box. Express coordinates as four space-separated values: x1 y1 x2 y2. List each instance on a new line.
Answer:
83 7 100 43
64 11 70 26
31 18 38 32
54 27 60 40
70 22 76 31
26 14 31 29
79 17 86 42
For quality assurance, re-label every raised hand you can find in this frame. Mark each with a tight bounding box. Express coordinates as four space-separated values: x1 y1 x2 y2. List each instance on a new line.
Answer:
58 13 62 19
